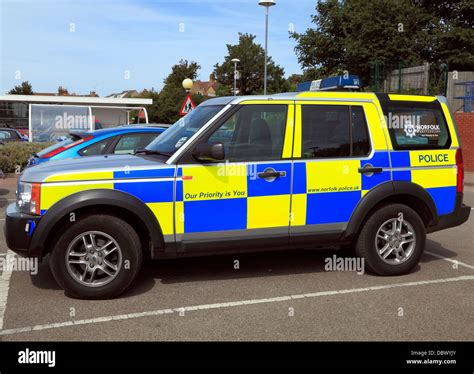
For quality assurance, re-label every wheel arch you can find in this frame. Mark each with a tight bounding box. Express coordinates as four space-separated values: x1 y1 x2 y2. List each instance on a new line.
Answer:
344 181 438 239
30 189 165 257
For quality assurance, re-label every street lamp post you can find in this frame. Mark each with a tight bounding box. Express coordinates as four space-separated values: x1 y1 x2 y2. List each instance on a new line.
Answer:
182 78 193 93
231 58 240 95
180 78 194 116
259 0 276 95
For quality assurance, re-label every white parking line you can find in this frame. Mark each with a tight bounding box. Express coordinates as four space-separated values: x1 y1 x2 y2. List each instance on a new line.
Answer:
0 250 14 330
0 275 473 337
425 251 474 270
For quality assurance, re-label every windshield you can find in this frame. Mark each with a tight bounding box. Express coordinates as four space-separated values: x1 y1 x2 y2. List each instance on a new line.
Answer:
36 133 82 157
145 105 224 156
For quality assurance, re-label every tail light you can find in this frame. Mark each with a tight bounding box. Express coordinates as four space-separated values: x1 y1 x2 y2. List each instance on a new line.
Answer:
456 148 464 193
41 136 93 158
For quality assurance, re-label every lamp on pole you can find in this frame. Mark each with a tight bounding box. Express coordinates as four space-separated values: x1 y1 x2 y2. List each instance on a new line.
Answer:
182 78 193 93
259 0 276 95
231 58 240 95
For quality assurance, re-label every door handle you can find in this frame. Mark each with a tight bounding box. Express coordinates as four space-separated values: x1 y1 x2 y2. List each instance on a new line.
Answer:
257 170 286 179
358 166 383 174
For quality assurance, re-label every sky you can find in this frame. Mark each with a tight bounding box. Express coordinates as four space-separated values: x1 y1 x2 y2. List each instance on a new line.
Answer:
0 0 317 96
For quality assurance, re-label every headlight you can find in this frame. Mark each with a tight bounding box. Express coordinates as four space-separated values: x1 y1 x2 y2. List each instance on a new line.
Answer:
17 181 41 215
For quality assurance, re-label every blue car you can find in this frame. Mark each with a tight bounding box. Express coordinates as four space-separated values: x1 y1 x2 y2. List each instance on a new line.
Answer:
27 126 166 167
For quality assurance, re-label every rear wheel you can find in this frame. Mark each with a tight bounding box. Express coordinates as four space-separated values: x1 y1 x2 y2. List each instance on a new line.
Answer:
50 215 142 299
355 204 426 275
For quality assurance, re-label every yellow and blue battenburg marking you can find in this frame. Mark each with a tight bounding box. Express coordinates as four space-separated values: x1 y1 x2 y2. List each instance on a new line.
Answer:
390 150 457 215
113 168 176 236
178 162 292 233
40 171 115 213
291 151 391 226
40 167 179 236
38 96 460 239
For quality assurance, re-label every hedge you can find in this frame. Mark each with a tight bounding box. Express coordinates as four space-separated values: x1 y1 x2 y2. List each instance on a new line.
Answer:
0 142 54 174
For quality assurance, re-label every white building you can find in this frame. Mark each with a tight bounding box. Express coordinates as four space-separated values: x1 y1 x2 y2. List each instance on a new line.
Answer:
0 94 152 142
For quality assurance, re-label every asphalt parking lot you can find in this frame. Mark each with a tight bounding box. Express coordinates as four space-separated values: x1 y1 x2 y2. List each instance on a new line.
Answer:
0 179 473 341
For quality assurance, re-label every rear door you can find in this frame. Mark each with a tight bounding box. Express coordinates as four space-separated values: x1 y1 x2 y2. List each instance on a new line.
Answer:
290 100 390 244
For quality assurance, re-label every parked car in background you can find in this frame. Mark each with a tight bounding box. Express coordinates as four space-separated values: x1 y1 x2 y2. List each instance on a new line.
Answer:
140 123 171 128
0 128 28 143
16 128 30 139
27 126 166 167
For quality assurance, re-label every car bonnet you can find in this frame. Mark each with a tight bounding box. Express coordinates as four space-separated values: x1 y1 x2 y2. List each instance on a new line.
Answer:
20 154 171 183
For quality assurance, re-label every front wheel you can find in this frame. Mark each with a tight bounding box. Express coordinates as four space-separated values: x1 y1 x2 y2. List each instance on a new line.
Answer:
355 204 426 276
50 215 142 299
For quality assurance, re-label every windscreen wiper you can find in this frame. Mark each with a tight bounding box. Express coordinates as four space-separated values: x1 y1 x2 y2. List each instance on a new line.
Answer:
134 149 171 157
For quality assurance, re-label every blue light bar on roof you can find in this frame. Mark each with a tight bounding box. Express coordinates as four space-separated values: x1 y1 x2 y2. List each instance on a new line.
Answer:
296 75 361 92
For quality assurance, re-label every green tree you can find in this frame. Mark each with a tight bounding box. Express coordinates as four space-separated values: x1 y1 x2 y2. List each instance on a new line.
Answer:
144 60 204 124
8 81 34 95
291 0 433 86
285 73 304 91
132 89 160 123
215 84 232 97
214 33 288 95
414 0 474 70
301 67 328 82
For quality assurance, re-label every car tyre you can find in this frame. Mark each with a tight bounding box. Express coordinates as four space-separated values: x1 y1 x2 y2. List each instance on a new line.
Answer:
355 204 426 276
50 215 142 299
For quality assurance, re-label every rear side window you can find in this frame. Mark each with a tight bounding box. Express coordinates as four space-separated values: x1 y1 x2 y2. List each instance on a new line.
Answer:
351 107 371 156
383 104 451 150
79 138 111 156
113 133 159 155
301 105 371 158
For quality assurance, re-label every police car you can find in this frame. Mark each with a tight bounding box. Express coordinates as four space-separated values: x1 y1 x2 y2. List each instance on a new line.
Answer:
5 92 470 299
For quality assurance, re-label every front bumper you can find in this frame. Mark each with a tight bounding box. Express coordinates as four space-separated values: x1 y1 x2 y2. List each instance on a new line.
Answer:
4 203 41 257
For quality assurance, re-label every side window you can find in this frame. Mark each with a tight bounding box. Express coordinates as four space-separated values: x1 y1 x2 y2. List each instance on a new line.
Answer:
137 133 160 149
383 105 451 150
301 105 370 158
351 106 371 156
207 104 287 162
0 130 13 139
79 138 111 156
207 117 236 147
113 133 158 155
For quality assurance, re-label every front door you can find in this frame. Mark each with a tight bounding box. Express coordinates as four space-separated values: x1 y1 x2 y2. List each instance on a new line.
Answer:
176 103 295 251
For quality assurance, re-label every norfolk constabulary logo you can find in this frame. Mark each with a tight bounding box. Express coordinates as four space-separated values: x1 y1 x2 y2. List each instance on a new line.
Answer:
404 119 416 138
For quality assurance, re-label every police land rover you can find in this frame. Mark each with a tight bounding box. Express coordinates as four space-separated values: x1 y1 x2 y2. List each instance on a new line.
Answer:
5 92 471 299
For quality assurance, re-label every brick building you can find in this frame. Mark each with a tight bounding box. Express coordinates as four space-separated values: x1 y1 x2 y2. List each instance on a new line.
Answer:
455 112 474 171
190 74 220 97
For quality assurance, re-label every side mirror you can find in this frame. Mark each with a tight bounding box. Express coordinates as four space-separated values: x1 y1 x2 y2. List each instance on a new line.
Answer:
193 142 225 162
